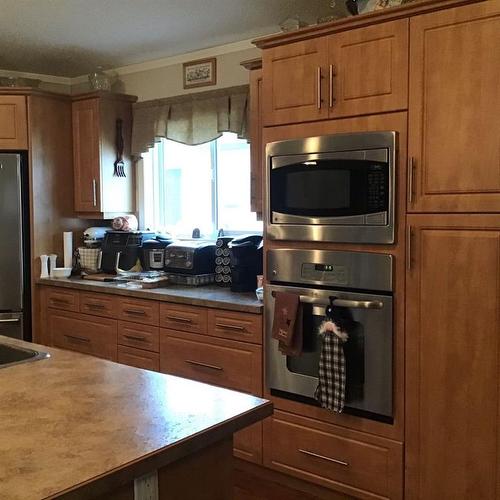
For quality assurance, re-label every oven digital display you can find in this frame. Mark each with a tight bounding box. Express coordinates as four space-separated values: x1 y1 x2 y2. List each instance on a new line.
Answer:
302 263 349 285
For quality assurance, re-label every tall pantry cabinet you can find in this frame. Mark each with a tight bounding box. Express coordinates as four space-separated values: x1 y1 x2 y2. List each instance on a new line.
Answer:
405 1 500 499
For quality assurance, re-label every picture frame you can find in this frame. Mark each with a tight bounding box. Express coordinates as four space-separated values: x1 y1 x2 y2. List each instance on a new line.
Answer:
183 57 217 89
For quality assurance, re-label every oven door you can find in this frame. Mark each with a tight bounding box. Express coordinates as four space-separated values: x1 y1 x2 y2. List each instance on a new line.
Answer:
265 283 393 420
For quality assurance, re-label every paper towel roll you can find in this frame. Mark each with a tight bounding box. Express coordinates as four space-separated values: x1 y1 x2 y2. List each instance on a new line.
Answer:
63 232 73 268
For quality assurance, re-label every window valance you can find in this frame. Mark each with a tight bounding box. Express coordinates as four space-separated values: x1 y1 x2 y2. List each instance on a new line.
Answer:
131 85 249 157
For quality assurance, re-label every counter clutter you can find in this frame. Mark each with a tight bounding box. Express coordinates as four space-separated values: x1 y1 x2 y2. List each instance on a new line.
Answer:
0 336 272 500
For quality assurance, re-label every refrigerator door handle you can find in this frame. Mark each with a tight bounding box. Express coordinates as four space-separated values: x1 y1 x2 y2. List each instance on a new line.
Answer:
0 318 20 323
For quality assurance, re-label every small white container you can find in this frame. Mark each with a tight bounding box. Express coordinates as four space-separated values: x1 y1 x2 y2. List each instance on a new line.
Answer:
51 267 72 279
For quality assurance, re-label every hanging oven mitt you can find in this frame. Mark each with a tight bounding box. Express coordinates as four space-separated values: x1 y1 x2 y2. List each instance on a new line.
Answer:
315 317 349 413
272 291 303 357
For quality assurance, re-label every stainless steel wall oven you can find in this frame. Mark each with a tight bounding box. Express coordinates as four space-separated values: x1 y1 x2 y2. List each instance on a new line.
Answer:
266 131 397 244
265 249 393 422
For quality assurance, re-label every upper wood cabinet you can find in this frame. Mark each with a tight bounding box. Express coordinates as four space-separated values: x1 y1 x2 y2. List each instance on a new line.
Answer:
408 1 500 212
262 19 408 126
242 59 264 217
405 214 500 500
72 92 137 217
0 95 28 149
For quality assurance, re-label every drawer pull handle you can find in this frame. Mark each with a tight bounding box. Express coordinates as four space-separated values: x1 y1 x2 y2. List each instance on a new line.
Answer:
87 303 105 309
185 360 223 371
51 299 70 305
64 334 90 344
124 309 146 316
215 323 245 332
299 449 349 467
124 334 146 342
167 315 193 324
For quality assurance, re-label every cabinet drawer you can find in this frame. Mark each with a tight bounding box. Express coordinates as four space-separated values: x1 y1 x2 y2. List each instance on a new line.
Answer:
117 345 159 372
234 422 263 465
118 321 159 353
116 297 159 326
159 329 262 395
45 288 79 312
49 310 117 361
264 411 403 500
208 309 262 345
160 303 207 334
80 292 116 318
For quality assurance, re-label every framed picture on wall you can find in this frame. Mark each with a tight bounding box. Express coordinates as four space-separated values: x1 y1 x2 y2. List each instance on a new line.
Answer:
183 57 217 89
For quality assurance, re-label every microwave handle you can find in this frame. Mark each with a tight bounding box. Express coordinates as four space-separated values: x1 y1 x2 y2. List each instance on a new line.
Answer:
272 292 383 310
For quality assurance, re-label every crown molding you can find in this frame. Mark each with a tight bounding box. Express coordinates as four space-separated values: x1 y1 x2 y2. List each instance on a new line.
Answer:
0 68 72 86
71 37 259 84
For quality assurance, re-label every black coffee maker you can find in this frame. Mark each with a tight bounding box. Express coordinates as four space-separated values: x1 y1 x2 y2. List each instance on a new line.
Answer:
228 235 263 292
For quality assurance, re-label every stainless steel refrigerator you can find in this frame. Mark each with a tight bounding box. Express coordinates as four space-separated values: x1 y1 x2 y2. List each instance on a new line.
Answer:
0 153 30 340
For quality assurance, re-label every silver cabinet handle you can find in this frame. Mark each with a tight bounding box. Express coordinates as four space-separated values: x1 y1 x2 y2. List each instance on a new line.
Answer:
0 318 20 323
407 157 415 204
317 67 322 110
185 360 223 371
92 178 97 207
215 323 245 332
65 334 90 343
124 334 146 342
299 449 349 467
166 315 193 324
329 64 335 107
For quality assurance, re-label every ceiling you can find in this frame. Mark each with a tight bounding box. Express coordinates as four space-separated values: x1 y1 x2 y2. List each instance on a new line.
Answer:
0 0 342 78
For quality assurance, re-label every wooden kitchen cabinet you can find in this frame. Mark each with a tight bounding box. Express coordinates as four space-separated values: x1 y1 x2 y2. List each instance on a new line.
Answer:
49 308 117 361
264 410 403 500
72 92 137 217
408 1 500 212
241 58 264 217
261 20 408 126
0 95 28 149
117 345 159 371
405 215 500 500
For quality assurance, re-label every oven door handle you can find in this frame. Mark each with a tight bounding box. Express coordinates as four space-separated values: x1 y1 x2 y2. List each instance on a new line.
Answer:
271 291 384 309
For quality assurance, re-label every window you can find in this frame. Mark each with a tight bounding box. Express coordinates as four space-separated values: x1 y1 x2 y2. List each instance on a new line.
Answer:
140 133 262 238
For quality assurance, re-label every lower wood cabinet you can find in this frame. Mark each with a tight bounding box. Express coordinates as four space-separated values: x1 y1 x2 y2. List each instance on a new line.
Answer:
117 345 159 372
45 288 80 312
159 329 262 395
117 321 159 353
405 215 500 500
264 410 403 500
48 309 117 361
160 328 263 464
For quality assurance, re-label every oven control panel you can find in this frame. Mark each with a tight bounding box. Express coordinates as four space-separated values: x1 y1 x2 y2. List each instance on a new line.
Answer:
301 263 349 285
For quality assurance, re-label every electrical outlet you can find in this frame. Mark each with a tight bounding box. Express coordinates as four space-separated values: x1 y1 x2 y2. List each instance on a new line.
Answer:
134 470 159 500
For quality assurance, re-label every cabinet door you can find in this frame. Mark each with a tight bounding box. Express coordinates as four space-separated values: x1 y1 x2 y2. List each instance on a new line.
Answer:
408 1 500 212
249 67 263 217
72 98 101 212
262 38 329 126
405 215 500 500
328 19 408 118
0 96 28 149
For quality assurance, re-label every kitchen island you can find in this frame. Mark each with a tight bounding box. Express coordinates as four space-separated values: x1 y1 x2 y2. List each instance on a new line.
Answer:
0 336 272 500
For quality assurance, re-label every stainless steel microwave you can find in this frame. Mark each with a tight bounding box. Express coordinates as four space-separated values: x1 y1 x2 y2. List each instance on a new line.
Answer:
265 131 397 244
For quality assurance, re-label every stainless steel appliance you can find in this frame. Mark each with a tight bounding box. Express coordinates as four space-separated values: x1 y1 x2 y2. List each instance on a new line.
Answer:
266 131 397 244
265 248 393 421
0 154 30 340
164 241 216 275
140 237 173 271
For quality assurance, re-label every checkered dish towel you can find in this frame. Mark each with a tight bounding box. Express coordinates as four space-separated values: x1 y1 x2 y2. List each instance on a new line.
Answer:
314 321 349 413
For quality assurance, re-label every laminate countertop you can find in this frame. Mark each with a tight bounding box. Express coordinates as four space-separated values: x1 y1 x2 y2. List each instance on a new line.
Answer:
37 277 263 314
0 336 272 500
